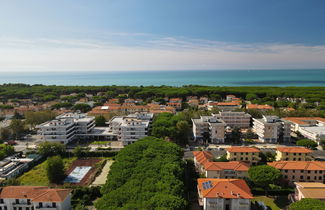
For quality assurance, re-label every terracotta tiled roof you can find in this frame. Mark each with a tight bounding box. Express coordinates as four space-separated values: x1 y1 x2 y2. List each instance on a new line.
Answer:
227 147 260 153
282 117 325 125
247 104 274 110
193 151 213 165
277 147 312 154
204 161 249 171
0 186 71 202
217 102 241 106
268 161 325 171
197 179 253 199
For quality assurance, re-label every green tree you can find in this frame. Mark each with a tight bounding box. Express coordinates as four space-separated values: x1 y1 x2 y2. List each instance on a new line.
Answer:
289 198 325 210
72 103 92 113
248 165 281 189
38 142 66 157
228 127 242 144
73 146 83 158
175 120 190 145
0 127 11 141
46 156 65 184
25 110 56 129
95 115 106 126
296 139 318 149
9 119 25 139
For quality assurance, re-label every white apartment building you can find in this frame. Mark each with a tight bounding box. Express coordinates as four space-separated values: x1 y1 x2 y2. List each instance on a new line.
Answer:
37 112 95 144
107 113 153 145
214 111 251 128
253 116 291 143
192 116 226 143
0 186 71 210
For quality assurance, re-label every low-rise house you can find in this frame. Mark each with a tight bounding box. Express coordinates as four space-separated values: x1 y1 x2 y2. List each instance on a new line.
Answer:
188 99 199 107
268 161 325 185
208 102 241 111
226 147 261 165
199 97 209 104
147 103 176 114
193 151 213 173
246 104 274 111
293 182 325 201
203 161 249 179
192 116 226 143
214 111 251 128
253 116 291 143
276 147 313 161
0 186 71 210
197 178 253 210
226 95 237 101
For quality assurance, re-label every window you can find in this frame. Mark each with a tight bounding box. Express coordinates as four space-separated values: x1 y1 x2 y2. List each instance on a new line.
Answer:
320 171 323 174
308 171 311 174
234 153 237 155
292 175 295 179
298 158 301 161
285 170 288 173
245 157 248 160
299 153 301 156
241 152 243 155
315 171 318 174
52 203 56 207
307 176 310 180
320 176 322 180
301 170 304 173
293 170 295 173
293 153 296 156
0 199 3 204
284 175 288 179
293 158 296 161
300 175 304 179
15 199 19 204
39 203 43 208
240 157 243 160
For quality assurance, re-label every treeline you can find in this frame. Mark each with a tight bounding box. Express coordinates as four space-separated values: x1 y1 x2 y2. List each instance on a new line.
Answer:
95 137 187 210
1 84 325 104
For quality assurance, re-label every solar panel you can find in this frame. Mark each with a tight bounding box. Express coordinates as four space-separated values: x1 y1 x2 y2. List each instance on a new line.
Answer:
202 181 213 189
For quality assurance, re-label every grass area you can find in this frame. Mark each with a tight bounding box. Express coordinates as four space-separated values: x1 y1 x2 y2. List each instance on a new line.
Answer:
252 196 290 210
18 157 76 186
91 141 111 145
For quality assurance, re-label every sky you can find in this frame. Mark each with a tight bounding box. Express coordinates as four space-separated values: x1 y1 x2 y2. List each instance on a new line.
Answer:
0 0 325 71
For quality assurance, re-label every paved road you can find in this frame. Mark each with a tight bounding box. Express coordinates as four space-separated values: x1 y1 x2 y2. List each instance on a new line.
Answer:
91 160 113 186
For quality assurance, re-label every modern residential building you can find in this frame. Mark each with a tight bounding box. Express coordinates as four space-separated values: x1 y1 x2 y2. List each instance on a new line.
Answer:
282 117 325 143
192 116 226 143
197 178 253 210
203 161 250 179
226 95 237 101
226 147 261 165
268 161 325 185
214 111 251 128
293 182 325 201
275 147 313 161
37 112 95 144
0 186 71 210
253 115 291 143
107 113 153 145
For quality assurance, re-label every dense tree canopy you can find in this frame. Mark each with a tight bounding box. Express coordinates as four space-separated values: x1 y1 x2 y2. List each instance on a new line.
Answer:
289 198 325 210
38 141 66 157
296 139 318 149
95 137 187 210
25 110 56 128
248 165 281 188
46 156 65 184
95 115 106 126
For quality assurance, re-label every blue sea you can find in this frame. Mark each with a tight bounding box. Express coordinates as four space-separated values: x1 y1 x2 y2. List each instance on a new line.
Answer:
1 69 325 86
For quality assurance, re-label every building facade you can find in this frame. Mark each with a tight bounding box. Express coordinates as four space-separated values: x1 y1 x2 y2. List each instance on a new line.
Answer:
197 179 253 210
253 116 291 143
214 111 251 128
275 147 313 161
268 161 325 185
192 116 226 144
203 161 249 179
0 186 71 210
226 147 261 165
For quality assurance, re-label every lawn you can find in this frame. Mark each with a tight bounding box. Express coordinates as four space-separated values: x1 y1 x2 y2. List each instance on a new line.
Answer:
252 196 290 210
18 157 76 186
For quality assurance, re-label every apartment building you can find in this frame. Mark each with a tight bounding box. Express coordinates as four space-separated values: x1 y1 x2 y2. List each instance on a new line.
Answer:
283 117 325 143
37 112 95 144
197 178 253 210
253 116 291 143
107 113 153 145
214 111 251 128
203 161 249 179
268 161 325 185
192 116 226 143
226 147 261 165
275 147 313 161
0 186 71 210
293 182 325 201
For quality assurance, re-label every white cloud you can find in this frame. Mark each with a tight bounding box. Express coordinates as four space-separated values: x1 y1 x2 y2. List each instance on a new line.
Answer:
0 35 325 71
